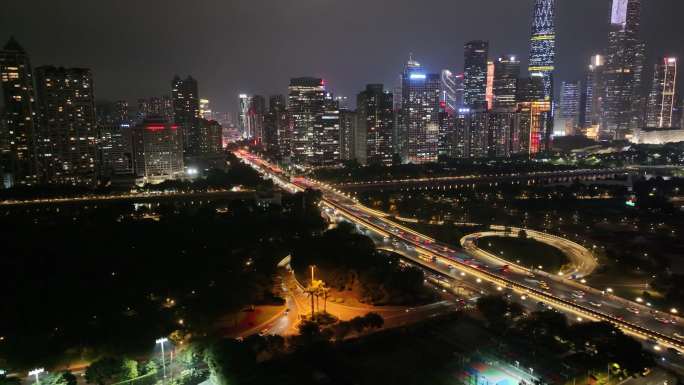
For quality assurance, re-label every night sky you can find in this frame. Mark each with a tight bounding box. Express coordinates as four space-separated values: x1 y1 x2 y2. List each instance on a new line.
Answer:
2 0 684 116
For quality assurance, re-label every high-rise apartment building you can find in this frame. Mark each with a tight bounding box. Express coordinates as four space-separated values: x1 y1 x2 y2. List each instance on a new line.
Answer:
463 41 489 109
132 118 184 184
603 0 645 138
401 55 440 164
357 84 394 166
646 57 677 128
493 55 521 109
528 0 556 101
339 109 357 161
0 37 39 184
171 75 200 152
97 100 133 177
34 66 98 185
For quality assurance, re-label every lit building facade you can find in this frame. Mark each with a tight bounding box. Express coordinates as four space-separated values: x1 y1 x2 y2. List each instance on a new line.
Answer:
137 96 173 122
557 81 582 136
646 57 677 128
357 84 394 166
34 66 98 185
401 55 440 164
528 0 556 101
580 55 605 133
493 55 521 109
486 60 495 110
603 0 645 139
440 70 459 114
132 118 184 184
288 77 335 167
463 41 489 109
171 75 200 153
0 37 39 184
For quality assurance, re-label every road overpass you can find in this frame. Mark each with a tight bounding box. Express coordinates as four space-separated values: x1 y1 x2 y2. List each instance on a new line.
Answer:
235 151 684 353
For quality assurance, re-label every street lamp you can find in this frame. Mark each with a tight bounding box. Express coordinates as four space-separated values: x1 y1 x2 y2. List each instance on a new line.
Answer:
606 288 613 293
156 338 168 379
671 308 678 314
29 368 44 385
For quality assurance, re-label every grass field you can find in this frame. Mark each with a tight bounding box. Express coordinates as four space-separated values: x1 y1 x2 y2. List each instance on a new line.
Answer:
476 236 569 273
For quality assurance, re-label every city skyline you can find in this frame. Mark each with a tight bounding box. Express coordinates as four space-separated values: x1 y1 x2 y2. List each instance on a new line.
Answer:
2 0 684 113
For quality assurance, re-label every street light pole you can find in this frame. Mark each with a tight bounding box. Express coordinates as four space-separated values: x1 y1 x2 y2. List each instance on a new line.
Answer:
28 368 44 385
156 338 168 380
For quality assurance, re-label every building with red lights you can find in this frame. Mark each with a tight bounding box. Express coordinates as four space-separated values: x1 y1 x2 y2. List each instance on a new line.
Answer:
132 118 184 184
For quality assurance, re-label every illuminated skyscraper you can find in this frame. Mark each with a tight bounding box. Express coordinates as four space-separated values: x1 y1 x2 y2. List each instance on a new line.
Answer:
248 95 266 144
556 81 582 136
646 58 677 128
486 61 495 110
238 94 250 138
288 77 336 167
528 0 556 101
603 0 645 138
440 70 458 114
357 84 394 166
493 55 521 109
463 41 489 109
35 66 98 185
171 75 200 152
0 37 39 184
264 95 288 155
137 96 173 122
132 117 184 184
401 54 440 164
580 55 605 133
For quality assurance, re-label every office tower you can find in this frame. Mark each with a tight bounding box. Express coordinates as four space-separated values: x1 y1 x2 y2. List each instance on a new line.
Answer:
454 73 465 108
356 84 394 166
517 101 552 155
132 117 184 183
248 95 266 144
580 55 606 134
440 70 458 114
465 110 489 158
528 0 556 101
238 94 250 138
97 100 133 177
34 66 98 185
488 112 516 157
199 98 212 120
646 58 677 128
486 61 495 110
339 109 357 161
264 95 288 155
0 37 38 184
171 75 200 152
557 81 582 136
194 119 222 156
493 55 521 109
335 96 350 110
320 93 341 164
401 54 440 164
463 41 489 109
603 0 645 138
137 96 173 122
516 74 546 103
288 77 331 166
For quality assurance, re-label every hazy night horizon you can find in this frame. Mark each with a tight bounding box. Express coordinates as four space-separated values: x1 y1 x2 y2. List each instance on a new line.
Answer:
2 0 684 112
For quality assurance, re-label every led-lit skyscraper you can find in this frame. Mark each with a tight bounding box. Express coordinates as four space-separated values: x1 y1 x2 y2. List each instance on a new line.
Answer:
463 41 489 109
528 0 556 101
493 55 521 109
132 117 184 184
401 54 440 164
486 61 495 110
0 37 39 184
440 70 458 114
646 58 677 128
603 0 645 138
238 94 250 138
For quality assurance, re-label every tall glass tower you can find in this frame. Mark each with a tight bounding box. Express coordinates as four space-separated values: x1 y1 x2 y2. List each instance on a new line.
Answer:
528 0 556 101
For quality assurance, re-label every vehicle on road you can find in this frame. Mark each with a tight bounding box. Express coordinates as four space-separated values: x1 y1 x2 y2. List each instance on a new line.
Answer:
626 307 640 314
667 347 681 356
674 333 684 339
589 301 602 307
